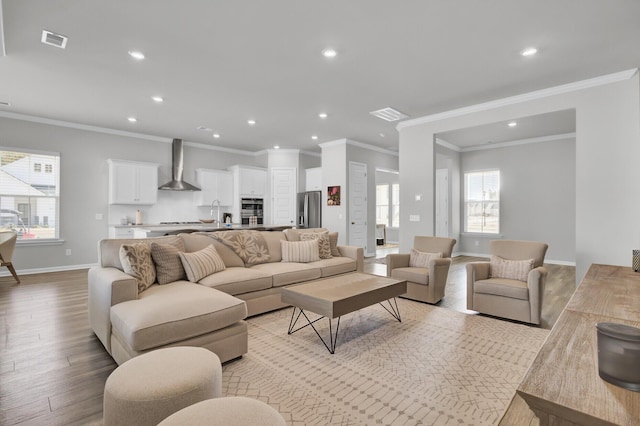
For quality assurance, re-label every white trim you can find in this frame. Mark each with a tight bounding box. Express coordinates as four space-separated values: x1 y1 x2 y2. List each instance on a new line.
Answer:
346 140 399 157
435 138 462 152
318 138 348 148
300 150 322 158
184 141 257 156
0 144 60 157
460 232 503 239
397 68 639 130
0 0 5 57
375 167 399 174
267 148 300 155
454 252 575 266
462 132 576 152
0 263 97 277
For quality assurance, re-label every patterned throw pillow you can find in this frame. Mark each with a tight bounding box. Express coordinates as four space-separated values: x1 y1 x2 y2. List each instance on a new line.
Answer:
409 249 442 268
300 232 332 259
281 240 321 263
328 232 340 257
209 230 271 266
179 245 226 282
120 243 156 293
151 241 186 284
490 255 535 282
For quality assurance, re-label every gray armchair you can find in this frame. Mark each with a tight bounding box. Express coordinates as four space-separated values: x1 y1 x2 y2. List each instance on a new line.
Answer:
386 236 456 304
466 239 548 325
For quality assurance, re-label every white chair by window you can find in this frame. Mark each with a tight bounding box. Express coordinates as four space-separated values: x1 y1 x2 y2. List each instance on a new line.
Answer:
0 231 20 283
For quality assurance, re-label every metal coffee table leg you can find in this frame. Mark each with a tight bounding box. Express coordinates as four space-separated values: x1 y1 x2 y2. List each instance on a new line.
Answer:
288 307 341 354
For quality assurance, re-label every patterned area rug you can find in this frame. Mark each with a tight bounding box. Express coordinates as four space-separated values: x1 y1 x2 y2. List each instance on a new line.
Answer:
221 300 548 425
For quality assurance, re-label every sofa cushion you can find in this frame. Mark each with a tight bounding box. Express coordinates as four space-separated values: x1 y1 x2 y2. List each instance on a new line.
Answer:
120 243 156 293
179 245 226 282
281 240 320 263
110 282 247 351
474 278 529 300
151 241 187 284
409 249 442 268
198 267 273 295
300 232 332 259
309 257 357 277
390 267 429 285
100 236 183 270
328 232 340 257
208 230 271 266
490 255 534 282
259 231 286 262
184 234 244 267
250 262 321 287
283 228 328 241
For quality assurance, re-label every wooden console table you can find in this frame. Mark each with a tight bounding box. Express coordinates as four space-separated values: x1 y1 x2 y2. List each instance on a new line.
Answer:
517 264 640 425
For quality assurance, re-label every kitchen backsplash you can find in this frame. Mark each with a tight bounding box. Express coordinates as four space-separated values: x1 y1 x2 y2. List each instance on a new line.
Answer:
108 191 230 225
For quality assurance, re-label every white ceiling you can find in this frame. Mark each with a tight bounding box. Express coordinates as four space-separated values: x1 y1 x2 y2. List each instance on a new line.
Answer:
0 1 639 153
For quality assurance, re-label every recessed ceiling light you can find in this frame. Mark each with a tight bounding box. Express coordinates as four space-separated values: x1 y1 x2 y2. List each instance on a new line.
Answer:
247 119 256 126
379 133 385 138
274 145 280 149
311 135 318 140
508 121 517 127
520 47 538 57
213 133 221 139
318 112 328 119
127 117 137 123
322 48 337 58
128 50 145 60
151 96 164 103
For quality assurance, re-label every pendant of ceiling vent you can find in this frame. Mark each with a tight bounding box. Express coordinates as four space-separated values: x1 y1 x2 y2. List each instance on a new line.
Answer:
41 30 68 49
370 107 408 122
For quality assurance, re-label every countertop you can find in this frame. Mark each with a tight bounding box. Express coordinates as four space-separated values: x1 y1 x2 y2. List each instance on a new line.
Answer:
111 223 292 232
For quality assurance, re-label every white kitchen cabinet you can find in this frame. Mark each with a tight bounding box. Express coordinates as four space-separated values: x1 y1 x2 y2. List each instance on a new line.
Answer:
108 159 159 205
108 226 134 238
229 165 267 197
195 169 234 206
305 167 322 191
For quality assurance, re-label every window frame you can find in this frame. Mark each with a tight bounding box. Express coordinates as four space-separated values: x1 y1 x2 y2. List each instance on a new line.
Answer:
376 182 400 229
463 169 500 235
0 146 62 243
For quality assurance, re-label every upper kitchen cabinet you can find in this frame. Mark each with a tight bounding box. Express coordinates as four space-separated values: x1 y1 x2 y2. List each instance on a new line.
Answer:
229 165 267 197
305 167 322 191
108 159 159 205
195 168 234 206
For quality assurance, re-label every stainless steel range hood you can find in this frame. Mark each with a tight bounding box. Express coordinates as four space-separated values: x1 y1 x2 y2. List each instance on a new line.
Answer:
158 138 201 191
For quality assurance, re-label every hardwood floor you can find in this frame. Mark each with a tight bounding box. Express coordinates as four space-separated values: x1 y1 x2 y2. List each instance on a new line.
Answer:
0 255 575 425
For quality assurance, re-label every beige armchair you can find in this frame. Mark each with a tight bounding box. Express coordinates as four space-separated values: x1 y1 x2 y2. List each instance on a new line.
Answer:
386 236 456 304
466 240 548 325
0 231 20 283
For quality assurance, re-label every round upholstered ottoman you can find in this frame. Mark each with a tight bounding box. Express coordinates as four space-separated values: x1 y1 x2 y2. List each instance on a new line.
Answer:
158 396 286 426
103 346 222 426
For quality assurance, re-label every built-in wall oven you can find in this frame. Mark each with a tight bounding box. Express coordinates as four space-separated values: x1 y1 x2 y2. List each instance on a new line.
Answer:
240 198 264 225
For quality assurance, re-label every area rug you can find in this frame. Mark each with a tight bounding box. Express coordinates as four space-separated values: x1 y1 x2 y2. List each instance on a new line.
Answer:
221 300 548 425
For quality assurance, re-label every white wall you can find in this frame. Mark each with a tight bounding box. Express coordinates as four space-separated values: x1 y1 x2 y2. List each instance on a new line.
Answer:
320 140 347 244
457 138 576 263
0 115 261 272
435 144 461 244
398 72 640 281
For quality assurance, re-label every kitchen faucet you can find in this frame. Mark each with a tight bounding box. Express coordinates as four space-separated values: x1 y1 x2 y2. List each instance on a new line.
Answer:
210 199 221 227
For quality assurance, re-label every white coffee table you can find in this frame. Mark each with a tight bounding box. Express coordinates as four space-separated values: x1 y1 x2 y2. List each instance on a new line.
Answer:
281 272 407 353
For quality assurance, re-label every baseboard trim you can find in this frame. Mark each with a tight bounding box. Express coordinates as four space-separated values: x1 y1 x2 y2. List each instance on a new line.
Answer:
455 252 575 266
0 263 98 277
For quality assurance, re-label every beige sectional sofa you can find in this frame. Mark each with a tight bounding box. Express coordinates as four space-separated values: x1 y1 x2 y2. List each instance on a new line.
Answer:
88 229 363 365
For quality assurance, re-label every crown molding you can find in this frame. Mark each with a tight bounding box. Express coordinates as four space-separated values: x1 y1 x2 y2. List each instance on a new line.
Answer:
184 141 256 156
435 138 462 152
317 138 398 156
300 150 321 157
318 138 348 148
397 68 639 130
462 132 576 152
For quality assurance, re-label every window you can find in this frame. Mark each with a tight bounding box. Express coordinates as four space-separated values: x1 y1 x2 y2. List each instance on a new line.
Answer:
376 184 389 226
376 183 400 228
1 149 60 241
464 170 500 234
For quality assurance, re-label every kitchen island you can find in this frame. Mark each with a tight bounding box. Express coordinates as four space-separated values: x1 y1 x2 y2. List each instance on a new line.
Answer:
109 224 293 238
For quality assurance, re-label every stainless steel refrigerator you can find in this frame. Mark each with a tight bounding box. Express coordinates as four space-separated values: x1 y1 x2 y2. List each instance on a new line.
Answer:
296 191 322 228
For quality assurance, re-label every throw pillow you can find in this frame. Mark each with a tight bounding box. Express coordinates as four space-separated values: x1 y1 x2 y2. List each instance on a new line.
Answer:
281 240 321 263
328 232 340 257
300 232 332 259
179 244 226 282
490 255 535 282
150 241 187 284
409 249 442 268
209 230 271 266
120 243 156 293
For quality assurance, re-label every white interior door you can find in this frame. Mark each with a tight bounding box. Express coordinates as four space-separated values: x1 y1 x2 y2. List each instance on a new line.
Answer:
271 167 297 226
435 168 449 237
349 161 367 249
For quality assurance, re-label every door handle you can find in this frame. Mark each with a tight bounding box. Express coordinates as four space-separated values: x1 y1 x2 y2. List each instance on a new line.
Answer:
351 222 355 225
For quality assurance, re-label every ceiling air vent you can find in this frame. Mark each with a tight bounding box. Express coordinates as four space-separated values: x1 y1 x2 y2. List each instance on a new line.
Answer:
41 30 68 49
370 107 409 122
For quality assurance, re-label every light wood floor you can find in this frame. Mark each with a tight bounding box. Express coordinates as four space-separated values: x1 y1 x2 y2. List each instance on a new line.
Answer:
0 255 575 425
